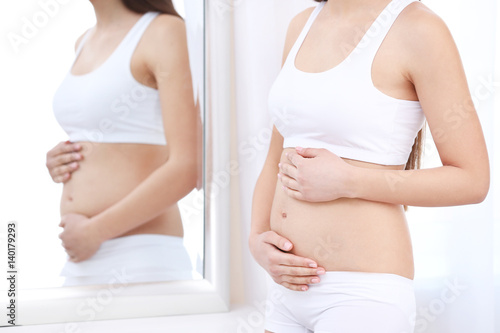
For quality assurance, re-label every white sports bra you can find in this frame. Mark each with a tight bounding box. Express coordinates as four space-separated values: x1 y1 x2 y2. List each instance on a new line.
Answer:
53 12 166 145
268 0 425 165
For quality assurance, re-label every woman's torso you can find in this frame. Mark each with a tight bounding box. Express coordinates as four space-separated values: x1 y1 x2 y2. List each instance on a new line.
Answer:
60 143 183 237
269 0 425 279
270 149 414 279
55 12 183 238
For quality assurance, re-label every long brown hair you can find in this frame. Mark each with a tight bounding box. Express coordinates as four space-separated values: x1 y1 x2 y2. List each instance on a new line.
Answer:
121 0 181 17
313 0 425 210
402 127 425 211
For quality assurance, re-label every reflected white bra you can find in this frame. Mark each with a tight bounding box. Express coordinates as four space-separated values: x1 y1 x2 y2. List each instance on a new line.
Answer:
268 0 425 165
53 12 166 145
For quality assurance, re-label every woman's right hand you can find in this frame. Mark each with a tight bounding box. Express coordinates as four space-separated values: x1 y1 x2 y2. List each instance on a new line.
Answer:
46 141 83 183
249 230 326 291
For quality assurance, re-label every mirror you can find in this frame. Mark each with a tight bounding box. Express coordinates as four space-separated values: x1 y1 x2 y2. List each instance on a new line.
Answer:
1 0 230 326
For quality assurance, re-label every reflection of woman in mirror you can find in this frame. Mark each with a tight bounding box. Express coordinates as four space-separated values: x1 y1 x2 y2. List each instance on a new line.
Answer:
46 0 199 286
250 0 489 332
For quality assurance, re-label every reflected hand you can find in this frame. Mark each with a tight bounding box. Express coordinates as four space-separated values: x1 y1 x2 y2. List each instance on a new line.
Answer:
59 213 104 262
278 147 355 202
46 141 83 183
249 231 325 291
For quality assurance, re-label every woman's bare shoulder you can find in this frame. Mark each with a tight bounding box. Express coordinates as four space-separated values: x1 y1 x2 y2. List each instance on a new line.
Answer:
282 7 317 63
397 2 453 50
139 13 188 63
146 13 186 42
287 7 316 42
132 13 190 81
74 28 91 53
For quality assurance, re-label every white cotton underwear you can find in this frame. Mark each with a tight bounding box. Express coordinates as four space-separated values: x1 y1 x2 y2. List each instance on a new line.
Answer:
265 271 416 333
60 234 193 287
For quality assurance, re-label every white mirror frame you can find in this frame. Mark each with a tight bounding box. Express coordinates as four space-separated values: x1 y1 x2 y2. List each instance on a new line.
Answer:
17 0 232 325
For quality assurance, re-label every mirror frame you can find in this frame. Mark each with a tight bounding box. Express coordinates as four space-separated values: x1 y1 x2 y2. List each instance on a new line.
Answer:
17 0 232 325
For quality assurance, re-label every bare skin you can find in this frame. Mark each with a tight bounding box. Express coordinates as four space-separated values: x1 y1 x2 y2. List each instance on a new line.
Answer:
273 148 414 277
251 0 489 314
59 142 184 238
47 0 200 262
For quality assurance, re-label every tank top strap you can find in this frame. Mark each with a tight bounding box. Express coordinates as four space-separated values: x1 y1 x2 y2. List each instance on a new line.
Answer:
285 1 326 67
356 0 419 65
75 29 92 58
73 12 159 64
119 12 160 57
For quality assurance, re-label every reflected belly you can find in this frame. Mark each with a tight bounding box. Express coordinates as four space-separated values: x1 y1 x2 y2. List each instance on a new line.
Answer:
60 142 182 237
270 148 415 279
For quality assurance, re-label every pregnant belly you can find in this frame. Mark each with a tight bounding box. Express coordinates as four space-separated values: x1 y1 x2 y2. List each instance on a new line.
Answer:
60 142 182 237
270 148 415 279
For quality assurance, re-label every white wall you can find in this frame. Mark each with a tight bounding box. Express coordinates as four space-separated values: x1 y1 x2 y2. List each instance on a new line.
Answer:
0 0 97 289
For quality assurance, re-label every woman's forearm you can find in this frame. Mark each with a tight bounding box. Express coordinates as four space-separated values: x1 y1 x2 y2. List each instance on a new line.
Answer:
251 127 284 239
350 164 490 207
251 165 278 238
90 157 197 241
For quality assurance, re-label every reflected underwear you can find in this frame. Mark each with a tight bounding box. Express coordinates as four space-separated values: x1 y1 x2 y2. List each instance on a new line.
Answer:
60 234 193 286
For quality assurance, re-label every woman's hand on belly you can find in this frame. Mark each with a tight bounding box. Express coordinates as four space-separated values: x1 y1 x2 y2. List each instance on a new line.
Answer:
46 141 83 183
249 230 326 292
59 213 105 262
278 147 356 202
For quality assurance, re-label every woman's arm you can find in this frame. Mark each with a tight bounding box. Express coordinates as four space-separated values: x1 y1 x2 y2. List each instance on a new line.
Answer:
250 7 326 292
94 15 198 235
279 6 490 206
60 16 199 261
92 16 199 238
353 9 490 206
251 6 312 237
250 127 325 292
250 126 283 238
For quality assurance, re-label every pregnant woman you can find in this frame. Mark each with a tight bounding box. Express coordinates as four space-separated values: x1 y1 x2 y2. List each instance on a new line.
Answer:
45 0 200 286
250 0 489 332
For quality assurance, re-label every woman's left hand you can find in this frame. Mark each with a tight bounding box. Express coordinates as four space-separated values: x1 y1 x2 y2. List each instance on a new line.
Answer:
59 213 104 262
278 147 356 202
